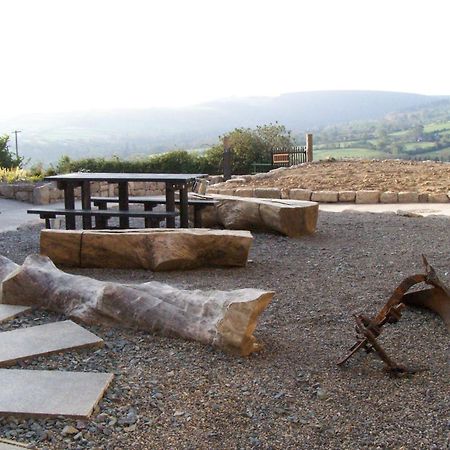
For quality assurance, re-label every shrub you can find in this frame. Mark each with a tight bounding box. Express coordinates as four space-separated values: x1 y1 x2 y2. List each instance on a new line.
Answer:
0 135 24 169
0 167 41 183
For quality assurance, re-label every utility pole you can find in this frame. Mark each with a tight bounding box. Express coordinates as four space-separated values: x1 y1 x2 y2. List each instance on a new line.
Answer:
223 136 232 181
13 130 21 159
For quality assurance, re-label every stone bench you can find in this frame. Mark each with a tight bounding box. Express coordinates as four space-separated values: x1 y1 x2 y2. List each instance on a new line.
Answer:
40 228 253 271
195 194 319 237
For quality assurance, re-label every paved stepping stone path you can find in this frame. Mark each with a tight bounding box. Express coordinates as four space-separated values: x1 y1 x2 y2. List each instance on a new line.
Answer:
0 369 113 419
0 320 103 367
0 305 31 324
0 439 31 449
0 310 113 420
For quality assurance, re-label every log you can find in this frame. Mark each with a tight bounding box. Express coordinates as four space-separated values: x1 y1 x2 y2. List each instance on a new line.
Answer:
40 228 253 270
0 255 274 356
194 194 319 237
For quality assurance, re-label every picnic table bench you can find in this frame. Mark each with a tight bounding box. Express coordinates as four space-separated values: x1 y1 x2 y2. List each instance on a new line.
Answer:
91 195 217 227
27 207 179 229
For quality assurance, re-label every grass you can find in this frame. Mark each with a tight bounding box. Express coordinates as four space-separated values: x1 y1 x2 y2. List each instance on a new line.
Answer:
314 148 388 160
411 147 450 159
423 121 450 133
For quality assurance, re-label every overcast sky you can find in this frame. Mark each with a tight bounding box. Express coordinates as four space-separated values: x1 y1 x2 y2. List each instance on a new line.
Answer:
1 0 449 117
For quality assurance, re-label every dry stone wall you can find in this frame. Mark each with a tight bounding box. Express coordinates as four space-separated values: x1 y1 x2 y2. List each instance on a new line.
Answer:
0 181 166 205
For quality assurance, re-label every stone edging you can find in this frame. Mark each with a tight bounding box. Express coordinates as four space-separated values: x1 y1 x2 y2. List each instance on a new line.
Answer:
206 186 450 204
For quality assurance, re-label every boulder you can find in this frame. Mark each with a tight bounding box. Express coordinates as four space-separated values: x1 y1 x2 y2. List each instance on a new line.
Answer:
235 188 254 197
398 191 419 203
428 193 449 203
380 191 398 203
338 191 356 202
311 191 338 203
289 189 312 201
254 188 281 199
355 190 381 204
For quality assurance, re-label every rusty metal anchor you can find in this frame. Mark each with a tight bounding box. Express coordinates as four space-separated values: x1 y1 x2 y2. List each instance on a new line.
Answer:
338 255 450 376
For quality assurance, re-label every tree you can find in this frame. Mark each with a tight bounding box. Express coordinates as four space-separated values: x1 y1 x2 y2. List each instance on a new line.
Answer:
213 123 296 174
0 134 23 169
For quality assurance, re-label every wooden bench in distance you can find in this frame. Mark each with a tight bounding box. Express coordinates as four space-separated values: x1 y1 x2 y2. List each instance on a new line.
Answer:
27 208 179 229
40 228 253 271
91 195 217 227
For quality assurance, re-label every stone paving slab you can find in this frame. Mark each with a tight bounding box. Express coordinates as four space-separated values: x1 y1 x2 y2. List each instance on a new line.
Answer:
0 305 31 324
0 439 30 449
0 369 113 418
0 320 103 367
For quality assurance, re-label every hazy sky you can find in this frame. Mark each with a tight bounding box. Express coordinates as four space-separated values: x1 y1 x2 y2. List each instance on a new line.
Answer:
2 0 449 117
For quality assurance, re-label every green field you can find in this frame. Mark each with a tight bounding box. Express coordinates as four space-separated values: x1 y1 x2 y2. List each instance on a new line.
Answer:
412 147 450 159
403 142 436 153
314 148 387 160
423 121 450 133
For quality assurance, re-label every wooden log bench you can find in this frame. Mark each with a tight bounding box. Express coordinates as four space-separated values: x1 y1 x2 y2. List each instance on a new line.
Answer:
27 208 179 230
91 195 217 227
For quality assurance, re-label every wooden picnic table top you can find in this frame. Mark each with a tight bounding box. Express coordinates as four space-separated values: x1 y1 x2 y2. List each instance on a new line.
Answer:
44 173 208 183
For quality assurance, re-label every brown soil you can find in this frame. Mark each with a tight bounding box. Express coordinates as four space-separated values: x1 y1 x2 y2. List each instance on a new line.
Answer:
230 160 450 193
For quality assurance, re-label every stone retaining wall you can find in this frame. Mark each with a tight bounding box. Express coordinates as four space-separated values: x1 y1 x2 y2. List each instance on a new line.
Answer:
0 181 166 205
206 185 450 204
2 174 448 205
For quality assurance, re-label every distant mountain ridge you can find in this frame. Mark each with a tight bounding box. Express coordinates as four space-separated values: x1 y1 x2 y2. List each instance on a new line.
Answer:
1 90 448 164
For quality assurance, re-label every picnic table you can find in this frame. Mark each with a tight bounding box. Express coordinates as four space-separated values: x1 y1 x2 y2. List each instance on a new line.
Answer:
28 172 207 230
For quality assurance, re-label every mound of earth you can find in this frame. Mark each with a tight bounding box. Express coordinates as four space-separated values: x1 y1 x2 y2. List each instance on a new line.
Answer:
225 160 450 194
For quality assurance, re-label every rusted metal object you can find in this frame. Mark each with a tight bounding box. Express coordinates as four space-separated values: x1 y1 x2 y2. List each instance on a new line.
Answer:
338 255 450 376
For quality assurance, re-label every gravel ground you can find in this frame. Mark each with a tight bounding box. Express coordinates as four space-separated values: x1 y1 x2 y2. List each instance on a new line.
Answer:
0 211 449 450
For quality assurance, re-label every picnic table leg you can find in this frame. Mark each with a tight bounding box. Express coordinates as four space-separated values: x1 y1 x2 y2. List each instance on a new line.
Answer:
81 181 92 229
62 181 76 230
179 183 189 228
166 183 176 228
95 201 108 229
193 205 204 228
144 202 155 228
118 182 129 229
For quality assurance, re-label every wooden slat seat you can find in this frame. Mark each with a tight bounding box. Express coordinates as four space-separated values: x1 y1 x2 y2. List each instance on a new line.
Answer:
27 208 179 230
91 196 217 227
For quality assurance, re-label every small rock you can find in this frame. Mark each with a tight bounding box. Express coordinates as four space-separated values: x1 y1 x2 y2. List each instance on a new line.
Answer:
316 387 328 400
61 425 79 435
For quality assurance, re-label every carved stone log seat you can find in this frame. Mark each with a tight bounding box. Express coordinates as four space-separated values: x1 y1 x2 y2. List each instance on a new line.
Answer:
0 255 274 355
195 194 319 237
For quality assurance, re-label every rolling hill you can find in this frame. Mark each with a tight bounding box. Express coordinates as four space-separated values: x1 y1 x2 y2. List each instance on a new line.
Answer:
1 90 448 164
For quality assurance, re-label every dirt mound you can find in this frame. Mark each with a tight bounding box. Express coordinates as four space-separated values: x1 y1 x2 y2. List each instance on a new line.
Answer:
228 160 450 193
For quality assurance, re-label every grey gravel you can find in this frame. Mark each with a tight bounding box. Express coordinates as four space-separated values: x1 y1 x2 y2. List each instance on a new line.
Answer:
0 211 449 449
